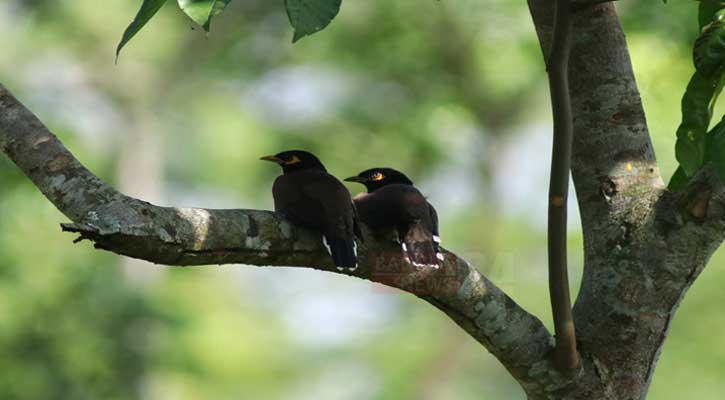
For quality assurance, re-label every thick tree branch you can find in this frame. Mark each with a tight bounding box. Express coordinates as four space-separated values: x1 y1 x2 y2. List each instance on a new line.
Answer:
546 0 579 371
0 83 555 387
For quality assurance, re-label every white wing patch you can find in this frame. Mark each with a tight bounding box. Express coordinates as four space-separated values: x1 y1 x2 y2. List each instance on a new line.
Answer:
433 235 444 263
322 235 333 255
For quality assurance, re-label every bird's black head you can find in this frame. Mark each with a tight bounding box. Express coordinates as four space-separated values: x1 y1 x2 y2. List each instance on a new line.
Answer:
344 167 414 192
260 150 327 174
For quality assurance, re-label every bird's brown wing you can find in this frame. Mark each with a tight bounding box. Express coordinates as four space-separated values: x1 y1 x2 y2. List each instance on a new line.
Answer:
353 192 384 230
272 173 325 231
360 184 440 267
300 172 356 238
273 171 355 238
392 185 434 227
352 202 363 241
297 171 358 268
273 170 358 268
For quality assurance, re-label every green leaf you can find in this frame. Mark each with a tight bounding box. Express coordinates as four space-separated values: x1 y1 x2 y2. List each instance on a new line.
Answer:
177 0 232 32
681 71 718 131
675 116 725 189
285 0 342 43
675 72 719 176
699 1 725 28
676 132 706 176
668 166 689 191
117 0 169 60
694 10 725 77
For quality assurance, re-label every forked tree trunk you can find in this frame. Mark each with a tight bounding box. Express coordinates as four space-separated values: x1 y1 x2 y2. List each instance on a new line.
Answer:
522 2 725 399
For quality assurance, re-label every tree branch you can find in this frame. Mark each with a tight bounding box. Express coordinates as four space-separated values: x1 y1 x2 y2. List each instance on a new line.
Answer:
0 83 554 386
546 0 579 371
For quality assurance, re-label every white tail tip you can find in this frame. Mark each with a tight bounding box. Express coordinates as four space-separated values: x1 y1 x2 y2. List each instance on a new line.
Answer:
410 260 440 269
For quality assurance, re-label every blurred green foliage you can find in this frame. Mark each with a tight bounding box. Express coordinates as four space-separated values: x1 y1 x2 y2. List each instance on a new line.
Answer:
0 1 724 399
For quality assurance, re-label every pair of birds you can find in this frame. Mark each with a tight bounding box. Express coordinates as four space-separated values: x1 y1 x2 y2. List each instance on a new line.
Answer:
261 150 442 271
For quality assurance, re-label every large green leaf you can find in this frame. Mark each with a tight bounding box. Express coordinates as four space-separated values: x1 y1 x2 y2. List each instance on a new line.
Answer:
675 131 706 176
285 0 342 43
699 0 725 28
675 72 717 176
671 1 725 188
177 0 232 32
116 0 169 59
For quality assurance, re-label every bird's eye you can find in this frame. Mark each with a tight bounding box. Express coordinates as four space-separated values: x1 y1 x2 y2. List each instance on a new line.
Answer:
371 172 385 181
284 155 302 165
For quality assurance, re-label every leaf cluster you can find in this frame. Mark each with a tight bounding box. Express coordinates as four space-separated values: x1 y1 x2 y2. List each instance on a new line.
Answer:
671 0 725 189
116 0 342 58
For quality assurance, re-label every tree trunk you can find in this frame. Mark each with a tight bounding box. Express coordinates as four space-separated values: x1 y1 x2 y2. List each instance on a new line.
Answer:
522 2 725 398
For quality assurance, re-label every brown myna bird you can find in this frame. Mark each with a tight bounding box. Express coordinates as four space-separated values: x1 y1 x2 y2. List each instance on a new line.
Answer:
345 168 443 268
261 150 359 270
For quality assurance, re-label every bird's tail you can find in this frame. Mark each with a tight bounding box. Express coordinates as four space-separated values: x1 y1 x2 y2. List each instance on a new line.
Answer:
401 222 444 268
322 235 358 271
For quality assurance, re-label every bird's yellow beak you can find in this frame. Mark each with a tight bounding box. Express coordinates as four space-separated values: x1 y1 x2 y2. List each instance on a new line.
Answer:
260 155 282 163
344 176 366 183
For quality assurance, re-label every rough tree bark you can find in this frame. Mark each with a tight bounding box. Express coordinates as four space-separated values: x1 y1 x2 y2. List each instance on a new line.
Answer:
0 2 723 399
527 2 725 399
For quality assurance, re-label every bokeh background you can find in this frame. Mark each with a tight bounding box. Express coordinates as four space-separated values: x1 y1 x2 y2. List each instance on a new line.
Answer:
0 1 722 399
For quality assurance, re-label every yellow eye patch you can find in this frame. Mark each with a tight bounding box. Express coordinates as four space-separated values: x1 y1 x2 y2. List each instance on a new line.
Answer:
371 172 385 181
284 155 302 165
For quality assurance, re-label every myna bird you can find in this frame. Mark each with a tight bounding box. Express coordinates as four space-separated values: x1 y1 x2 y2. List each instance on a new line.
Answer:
345 168 443 268
261 150 359 270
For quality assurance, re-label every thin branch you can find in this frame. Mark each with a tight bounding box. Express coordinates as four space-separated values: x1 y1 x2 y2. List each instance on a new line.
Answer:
0 83 554 385
546 0 579 371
